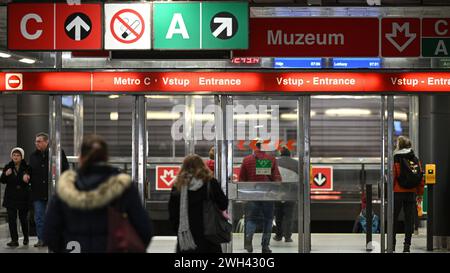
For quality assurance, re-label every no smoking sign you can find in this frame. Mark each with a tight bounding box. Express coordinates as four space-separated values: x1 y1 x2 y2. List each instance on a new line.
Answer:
104 3 151 50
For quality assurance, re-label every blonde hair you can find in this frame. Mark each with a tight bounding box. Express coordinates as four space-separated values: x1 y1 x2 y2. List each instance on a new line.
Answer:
396 136 412 150
174 154 212 191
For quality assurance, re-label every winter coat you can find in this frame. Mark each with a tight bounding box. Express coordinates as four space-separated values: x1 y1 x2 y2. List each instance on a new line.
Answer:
43 164 153 253
239 150 281 182
168 178 228 253
29 148 69 201
0 160 31 209
393 148 425 195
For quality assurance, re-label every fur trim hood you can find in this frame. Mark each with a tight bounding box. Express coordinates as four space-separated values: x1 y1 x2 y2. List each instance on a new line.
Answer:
56 170 132 210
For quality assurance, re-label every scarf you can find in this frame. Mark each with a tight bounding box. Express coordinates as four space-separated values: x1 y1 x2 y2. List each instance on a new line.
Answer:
178 176 204 251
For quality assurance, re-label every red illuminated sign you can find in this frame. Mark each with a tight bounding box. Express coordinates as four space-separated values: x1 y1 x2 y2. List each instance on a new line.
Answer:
55 3 102 50
156 166 180 191
382 18 421 57
311 166 333 191
1 72 450 93
423 18 450 37
8 3 54 50
230 58 260 64
233 18 379 57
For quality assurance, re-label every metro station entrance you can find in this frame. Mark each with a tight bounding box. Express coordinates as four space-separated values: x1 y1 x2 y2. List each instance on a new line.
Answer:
44 92 412 253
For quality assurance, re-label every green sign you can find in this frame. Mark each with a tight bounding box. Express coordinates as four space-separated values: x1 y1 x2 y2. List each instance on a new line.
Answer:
256 159 272 175
422 185 428 215
202 2 248 49
153 3 201 49
422 38 450 57
153 2 248 50
438 58 450 68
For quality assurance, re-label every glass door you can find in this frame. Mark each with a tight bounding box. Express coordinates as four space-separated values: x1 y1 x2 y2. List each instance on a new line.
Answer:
225 96 304 253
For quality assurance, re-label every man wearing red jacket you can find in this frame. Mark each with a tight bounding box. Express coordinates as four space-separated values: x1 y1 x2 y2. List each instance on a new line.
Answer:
239 139 281 253
393 136 425 253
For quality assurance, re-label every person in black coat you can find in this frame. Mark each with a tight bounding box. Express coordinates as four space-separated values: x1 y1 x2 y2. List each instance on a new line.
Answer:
42 135 153 253
28 132 69 247
169 154 228 253
1 147 31 247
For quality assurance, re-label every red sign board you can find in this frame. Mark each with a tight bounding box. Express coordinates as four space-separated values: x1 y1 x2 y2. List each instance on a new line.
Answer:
233 18 379 57
156 166 180 191
382 18 421 57
55 4 102 50
8 3 54 50
422 18 450 37
311 166 333 191
2 72 450 93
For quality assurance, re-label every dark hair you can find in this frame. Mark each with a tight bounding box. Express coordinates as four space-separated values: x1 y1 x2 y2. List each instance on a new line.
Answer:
209 146 214 160
280 146 291 157
79 135 108 173
36 132 49 141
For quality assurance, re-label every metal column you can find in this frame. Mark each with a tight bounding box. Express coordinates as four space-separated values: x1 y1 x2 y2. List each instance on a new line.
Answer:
297 97 305 253
387 96 395 253
380 96 386 253
215 95 233 253
299 96 311 253
73 95 83 157
185 96 196 155
409 96 420 156
132 96 147 204
49 95 62 198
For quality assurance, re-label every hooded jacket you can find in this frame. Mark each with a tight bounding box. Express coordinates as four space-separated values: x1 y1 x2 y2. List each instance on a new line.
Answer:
393 148 425 195
42 164 152 253
0 159 31 209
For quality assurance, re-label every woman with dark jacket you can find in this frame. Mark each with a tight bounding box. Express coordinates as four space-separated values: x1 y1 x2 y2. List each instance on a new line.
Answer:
1 147 31 247
169 154 228 253
43 135 153 253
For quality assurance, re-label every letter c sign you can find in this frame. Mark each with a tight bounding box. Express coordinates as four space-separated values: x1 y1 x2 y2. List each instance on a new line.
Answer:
21 14 43 40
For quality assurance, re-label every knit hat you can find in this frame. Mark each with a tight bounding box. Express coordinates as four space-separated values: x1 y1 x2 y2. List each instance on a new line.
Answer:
10 147 25 159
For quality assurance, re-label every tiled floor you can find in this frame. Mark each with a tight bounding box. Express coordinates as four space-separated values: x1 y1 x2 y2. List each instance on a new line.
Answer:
0 223 438 253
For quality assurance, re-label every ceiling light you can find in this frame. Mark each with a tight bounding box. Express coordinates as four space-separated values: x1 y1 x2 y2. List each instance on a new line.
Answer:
108 95 120 99
234 114 272 120
0 52 11 58
145 95 171 99
147 111 181 120
325 108 371 117
281 111 316 120
18 58 36 64
110 112 119 121
394 111 408 121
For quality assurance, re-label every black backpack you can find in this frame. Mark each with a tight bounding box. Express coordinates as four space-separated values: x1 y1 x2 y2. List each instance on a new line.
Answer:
397 156 423 189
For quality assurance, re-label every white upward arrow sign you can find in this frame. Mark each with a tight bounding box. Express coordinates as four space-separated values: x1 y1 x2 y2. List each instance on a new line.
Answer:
314 173 326 186
212 17 232 38
66 16 90 41
385 22 416 53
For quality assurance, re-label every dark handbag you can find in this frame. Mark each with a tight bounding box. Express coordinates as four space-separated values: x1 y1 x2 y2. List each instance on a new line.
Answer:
106 203 146 253
203 181 232 244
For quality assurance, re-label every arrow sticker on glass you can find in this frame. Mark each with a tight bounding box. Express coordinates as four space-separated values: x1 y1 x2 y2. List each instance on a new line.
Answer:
313 173 327 187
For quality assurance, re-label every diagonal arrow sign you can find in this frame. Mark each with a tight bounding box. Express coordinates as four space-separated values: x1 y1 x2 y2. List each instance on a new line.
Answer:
314 173 326 186
66 16 91 41
212 17 232 38
385 22 417 53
